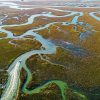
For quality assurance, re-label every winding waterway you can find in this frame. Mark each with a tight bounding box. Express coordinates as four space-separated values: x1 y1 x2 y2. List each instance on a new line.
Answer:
89 12 100 21
0 5 95 100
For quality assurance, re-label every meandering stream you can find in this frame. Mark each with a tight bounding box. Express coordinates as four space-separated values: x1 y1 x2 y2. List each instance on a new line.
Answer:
89 12 100 21
0 6 93 100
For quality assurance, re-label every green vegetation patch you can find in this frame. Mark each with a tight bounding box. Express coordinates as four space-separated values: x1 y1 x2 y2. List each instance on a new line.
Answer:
0 32 7 38
0 37 41 69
